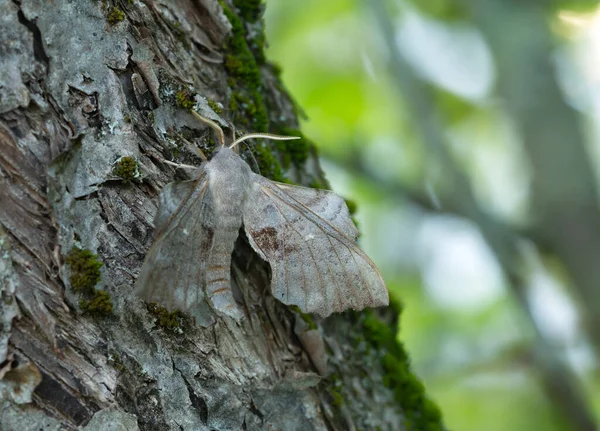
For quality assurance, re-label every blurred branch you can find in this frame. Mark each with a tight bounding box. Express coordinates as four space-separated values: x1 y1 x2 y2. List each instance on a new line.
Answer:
341 149 554 254
366 1 597 430
464 0 600 361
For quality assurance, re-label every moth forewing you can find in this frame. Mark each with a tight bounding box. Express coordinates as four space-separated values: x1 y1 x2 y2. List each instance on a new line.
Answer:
134 169 217 327
135 149 247 325
243 175 389 317
153 173 206 232
265 181 360 241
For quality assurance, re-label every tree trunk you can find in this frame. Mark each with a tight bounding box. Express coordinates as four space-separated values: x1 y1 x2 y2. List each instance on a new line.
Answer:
0 1 443 430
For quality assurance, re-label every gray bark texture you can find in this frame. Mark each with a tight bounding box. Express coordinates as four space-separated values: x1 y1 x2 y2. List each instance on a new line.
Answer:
0 1 437 430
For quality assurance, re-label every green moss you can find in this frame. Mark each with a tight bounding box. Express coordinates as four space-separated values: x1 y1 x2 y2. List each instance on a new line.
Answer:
272 127 310 169
344 198 358 216
221 3 315 182
147 302 184 331
113 156 139 183
225 57 248 83
252 142 285 182
250 29 266 64
232 0 263 22
269 62 283 78
361 309 444 431
65 246 113 316
222 4 268 132
176 89 196 110
207 99 224 115
65 247 103 294
331 386 344 407
107 6 125 25
289 305 317 330
309 178 329 190
232 0 266 63
229 90 268 131
80 290 113 316
147 111 155 124
203 136 217 152
322 373 345 409
223 7 261 87
344 198 360 230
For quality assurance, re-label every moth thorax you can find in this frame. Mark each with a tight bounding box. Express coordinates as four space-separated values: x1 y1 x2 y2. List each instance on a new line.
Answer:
206 168 247 224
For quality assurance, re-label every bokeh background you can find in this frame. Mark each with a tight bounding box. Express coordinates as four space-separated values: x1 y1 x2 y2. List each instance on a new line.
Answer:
264 1 600 430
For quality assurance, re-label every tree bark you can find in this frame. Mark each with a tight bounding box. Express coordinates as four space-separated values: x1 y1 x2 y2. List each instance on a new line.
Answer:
0 1 442 430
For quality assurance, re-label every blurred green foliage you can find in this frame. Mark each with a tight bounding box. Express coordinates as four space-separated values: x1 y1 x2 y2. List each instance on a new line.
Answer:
265 0 600 430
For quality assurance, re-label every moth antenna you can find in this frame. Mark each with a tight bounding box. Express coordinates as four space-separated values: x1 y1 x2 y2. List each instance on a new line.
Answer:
162 160 198 170
191 110 225 147
230 133 300 149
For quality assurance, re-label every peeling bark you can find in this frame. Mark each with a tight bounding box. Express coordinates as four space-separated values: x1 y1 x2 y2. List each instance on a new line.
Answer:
0 1 414 430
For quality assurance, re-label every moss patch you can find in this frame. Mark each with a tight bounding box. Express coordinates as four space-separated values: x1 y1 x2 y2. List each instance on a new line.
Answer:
176 88 196 110
147 302 185 331
309 178 330 190
232 0 263 22
222 1 319 182
107 6 125 25
65 246 113 316
361 308 444 431
222 3 269 132
65 247 103 294
233 0 266 63
224 2 264 83
325 373 345 407
228 90 268 131
80 290 113 316
344 198 358 216
113 156 139 183
207 99 224 115
344 198 360 231
251 142 285 182
289 305 317 330
272 127 311 170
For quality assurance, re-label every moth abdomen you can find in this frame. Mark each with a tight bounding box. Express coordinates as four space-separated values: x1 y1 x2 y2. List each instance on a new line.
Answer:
203 221 244 320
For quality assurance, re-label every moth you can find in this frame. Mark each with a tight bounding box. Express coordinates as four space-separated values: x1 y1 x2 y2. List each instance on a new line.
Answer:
135 111 389 326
